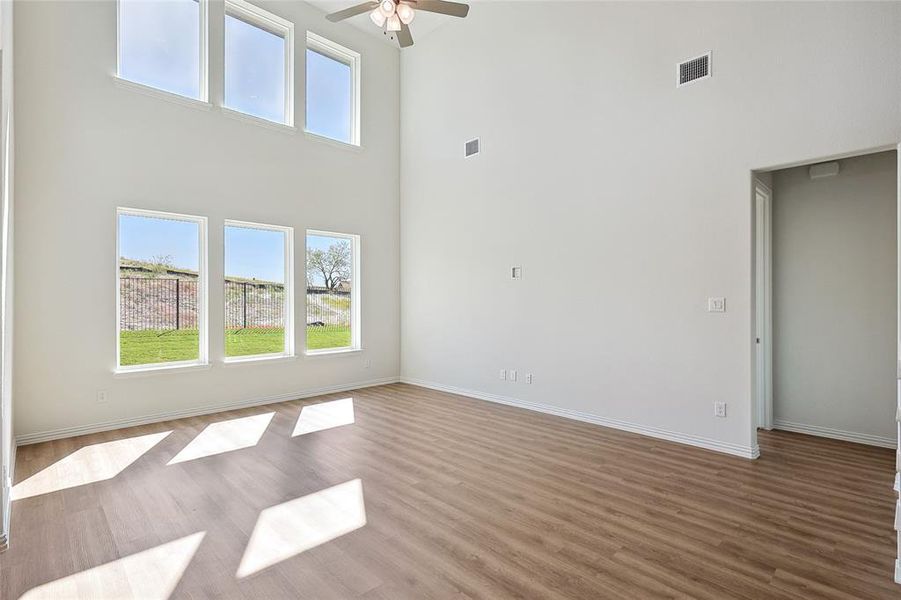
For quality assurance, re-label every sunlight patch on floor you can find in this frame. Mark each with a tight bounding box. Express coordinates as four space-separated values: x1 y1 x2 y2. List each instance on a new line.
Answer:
20 532 205 600
168 412 274 465
236 479 366 577
292 398 354 437
12 431 172 501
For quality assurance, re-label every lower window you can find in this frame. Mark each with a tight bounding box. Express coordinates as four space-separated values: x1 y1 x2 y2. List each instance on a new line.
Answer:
305 230 359 352
224 221 294 359
117 208 207 369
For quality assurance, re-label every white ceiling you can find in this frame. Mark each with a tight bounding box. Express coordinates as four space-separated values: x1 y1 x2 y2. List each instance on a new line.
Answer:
306 0 455 47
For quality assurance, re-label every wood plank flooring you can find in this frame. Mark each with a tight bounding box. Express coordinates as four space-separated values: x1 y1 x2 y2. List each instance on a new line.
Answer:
0 383 897 599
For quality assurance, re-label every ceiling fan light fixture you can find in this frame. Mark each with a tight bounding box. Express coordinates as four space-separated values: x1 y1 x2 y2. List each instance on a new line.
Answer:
396 2 415 24
378 0 396 17
370 8 387 26
386 13 401 31
326 0 470 49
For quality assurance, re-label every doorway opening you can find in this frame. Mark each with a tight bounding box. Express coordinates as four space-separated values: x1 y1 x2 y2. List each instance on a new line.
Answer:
752 146 900 453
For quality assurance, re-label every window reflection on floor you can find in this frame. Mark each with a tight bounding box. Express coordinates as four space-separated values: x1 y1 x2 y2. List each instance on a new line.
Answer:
20 532 205 600
12 431 172 501
10 403 373 595
292 397 354 437
237 479 366 577
168 412 274 465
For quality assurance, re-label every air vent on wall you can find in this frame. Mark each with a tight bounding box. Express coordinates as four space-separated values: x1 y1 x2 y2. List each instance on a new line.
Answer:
464 138 480 158
677 52 711 88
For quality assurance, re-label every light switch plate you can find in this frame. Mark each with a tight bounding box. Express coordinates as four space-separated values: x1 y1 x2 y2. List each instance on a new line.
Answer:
511 266 522 280
707 297 726 312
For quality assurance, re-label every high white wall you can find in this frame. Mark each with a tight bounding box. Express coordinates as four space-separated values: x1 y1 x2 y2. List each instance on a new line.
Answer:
400 2 901 456
0 0 14 547
13 0 400 439
772 151 897 445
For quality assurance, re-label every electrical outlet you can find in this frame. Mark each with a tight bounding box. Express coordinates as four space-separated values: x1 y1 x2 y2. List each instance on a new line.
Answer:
707 297 726 313
499 369 506 381
363 358 371 369
714 401 726 418
509 370 517 382
526 373 533 384
97 390 109 404
511 266 522 280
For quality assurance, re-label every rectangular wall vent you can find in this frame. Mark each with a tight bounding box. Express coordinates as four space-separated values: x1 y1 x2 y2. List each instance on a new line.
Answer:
677 52 711 87
464 138 480 158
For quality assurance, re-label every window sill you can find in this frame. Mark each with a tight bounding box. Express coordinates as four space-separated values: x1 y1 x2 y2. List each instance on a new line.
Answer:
304 347 362 358
221 107 297 134
113 362 211 378
112 75 212 111
222 354 297 366
303 130 362 152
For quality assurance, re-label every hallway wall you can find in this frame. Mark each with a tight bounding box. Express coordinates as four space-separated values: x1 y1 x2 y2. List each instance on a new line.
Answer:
772 150 897 446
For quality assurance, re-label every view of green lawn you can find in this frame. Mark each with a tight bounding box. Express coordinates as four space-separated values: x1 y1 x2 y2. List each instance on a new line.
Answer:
225 328 285 357
119 327 352 365
304 326 352 351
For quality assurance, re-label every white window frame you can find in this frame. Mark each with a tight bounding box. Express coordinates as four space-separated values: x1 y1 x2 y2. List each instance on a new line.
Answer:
223 220 295 362
305 32 361 147
305 230 361 355
116 0 210 103
115 208 209 373
224 0 295 126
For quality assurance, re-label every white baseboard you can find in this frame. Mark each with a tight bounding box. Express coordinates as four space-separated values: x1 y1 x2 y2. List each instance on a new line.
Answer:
400 378 759 460
15 377 400 446
773 420 897 449
895 559 900 585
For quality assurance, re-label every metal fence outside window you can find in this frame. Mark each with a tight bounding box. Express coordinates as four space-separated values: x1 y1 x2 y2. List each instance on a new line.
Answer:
119 277 350 331
224 280 285 330
119 278 198 331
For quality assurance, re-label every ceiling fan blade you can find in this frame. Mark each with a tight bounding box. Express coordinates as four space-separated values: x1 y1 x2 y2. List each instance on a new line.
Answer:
412 0 469 18
397 22 414 48
326 2 376 22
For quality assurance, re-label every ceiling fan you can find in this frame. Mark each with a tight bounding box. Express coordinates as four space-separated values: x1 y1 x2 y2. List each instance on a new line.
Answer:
326 0 470 48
